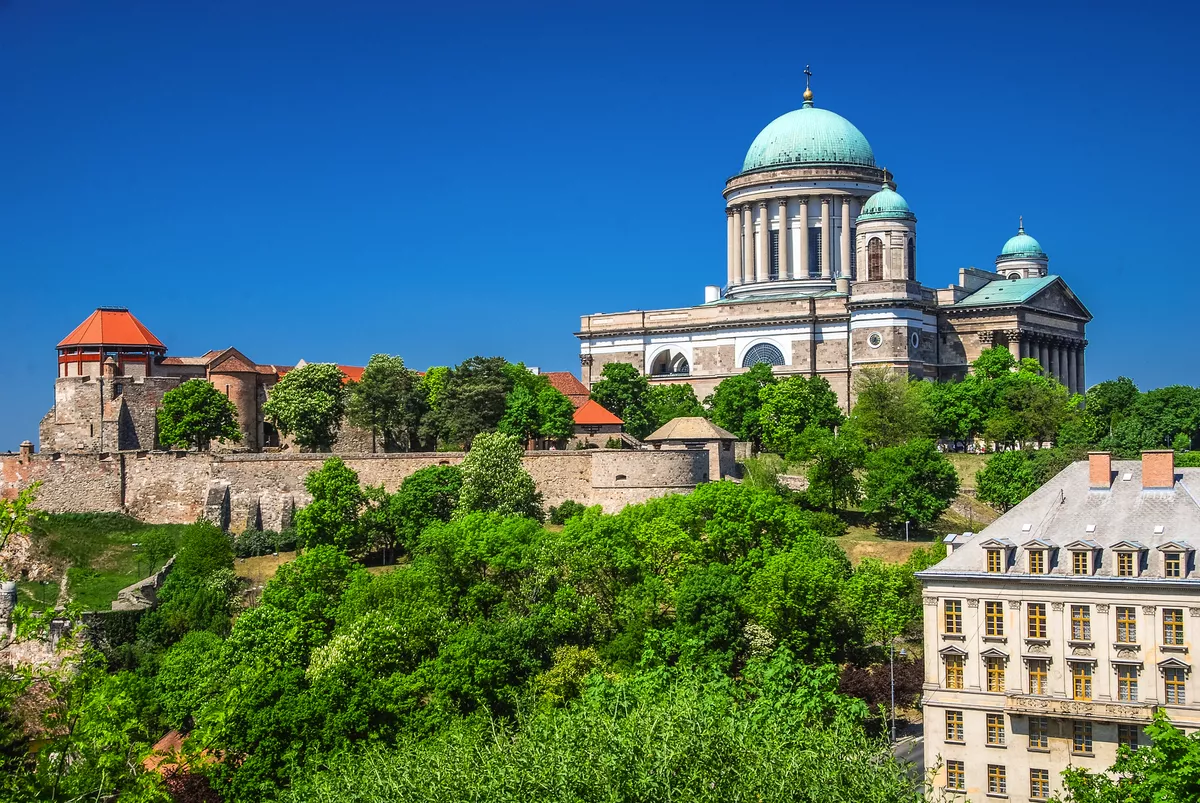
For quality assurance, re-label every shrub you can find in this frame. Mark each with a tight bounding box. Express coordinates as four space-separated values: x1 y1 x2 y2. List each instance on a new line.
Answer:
604 437 623 449
548 500 587 525
234 529 276 558
274 527 299 553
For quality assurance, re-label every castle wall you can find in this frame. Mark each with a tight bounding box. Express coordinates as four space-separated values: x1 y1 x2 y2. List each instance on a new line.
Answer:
0 452 124 513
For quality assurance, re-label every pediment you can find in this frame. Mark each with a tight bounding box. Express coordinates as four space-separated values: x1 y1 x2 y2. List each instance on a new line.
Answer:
1024 279 1093 321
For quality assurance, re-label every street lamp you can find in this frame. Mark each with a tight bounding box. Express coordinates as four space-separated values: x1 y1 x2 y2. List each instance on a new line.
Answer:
890 642 909 741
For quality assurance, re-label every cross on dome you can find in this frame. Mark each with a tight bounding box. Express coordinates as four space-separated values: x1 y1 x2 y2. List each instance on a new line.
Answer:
803 64 814 104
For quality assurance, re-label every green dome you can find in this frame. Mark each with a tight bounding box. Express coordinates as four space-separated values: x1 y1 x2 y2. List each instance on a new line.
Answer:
857 184 914 221
742 101 875 173
998 221 1046 260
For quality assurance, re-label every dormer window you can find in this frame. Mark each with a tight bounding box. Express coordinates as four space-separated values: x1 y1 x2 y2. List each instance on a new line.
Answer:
1166 552 1183 578
988 550 1004 573
1118 552 1135 577
1112 541 1147 577
1029 550 1046 574
1072 551 1091 575
1156 541 1194 578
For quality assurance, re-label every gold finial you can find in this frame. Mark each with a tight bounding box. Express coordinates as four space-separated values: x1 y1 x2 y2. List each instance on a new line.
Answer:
803 64 813 103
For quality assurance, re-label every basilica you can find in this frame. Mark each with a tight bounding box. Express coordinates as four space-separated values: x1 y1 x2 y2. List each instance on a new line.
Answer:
575 79 1091 409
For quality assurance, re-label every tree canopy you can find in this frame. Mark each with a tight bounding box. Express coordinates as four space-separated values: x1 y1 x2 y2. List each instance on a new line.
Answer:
263 363 349 451
861 438 960 529
157 378 242 450
346 354 426 451
707 363 776 445
588 362 655 440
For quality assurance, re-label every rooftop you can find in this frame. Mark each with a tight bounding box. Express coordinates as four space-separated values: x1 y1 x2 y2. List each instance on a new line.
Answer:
57 308 166 351
573 399 622 426
544 371 590 408
645 417 736 441
951 275 1058 308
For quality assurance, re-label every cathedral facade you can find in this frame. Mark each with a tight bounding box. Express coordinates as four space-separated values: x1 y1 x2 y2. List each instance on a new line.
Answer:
576 83 1091 408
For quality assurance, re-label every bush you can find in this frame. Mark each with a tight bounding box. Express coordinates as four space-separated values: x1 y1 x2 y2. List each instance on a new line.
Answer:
548 500 587 525
274 527 298 553
234 529 277 558
604 437 623 449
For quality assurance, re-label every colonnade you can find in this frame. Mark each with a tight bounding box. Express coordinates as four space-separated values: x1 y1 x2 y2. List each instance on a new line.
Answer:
725 194 856 287
996 331 1087 395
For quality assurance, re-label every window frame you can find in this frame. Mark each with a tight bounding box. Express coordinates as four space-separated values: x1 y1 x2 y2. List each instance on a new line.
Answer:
1028 549 1045 574
985 601 1005 637
946 760 965 792
1027 603 1047 639
1117 551 1135 577
986 713 1006 746
1030 768 1050 800
945 709 964 743
1072 662 1093 701
944 599 963 634
867 237 883 281
986 657 1006 692
987 764 1007 795
987 549 1004 573
1164 608 1185 645
1072 550 1090 575
1117 724 1140 750
1116 606 1137 644
1165 668 1187 704
1028 716 1049 749
1028 659 1049 696
945 654 964 690
1165 551 1183 578
1117 664 1138 702
1072 721 1093 755
1071 605 1092 641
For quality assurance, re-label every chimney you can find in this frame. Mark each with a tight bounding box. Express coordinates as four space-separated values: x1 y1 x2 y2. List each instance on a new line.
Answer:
1142 450 1176 490
18 440 33 462
1088 452 1113 489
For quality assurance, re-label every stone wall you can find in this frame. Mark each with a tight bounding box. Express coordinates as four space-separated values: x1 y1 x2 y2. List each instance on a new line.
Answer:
0 446 710 526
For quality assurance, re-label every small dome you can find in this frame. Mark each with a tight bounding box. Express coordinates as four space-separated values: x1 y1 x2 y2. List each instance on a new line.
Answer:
998 219 1046 261
857 184 914 222
741 99 875 173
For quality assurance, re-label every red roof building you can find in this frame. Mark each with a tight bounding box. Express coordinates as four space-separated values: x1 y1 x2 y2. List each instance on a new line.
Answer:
544 371 590 409
573 399 623 426
56 307 167 378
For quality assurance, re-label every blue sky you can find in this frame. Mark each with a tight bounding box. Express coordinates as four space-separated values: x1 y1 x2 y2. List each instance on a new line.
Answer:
1 0 1195 450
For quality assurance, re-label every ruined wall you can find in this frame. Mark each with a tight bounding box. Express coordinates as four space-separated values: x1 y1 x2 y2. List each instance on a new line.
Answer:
0 452 123 513
123 452 213 522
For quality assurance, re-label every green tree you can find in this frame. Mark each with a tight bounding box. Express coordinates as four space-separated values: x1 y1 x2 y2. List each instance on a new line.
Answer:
0 484 46 578
802 426 866 514
455 431 543 520
263 363 348 451
1086 376 1139 438
706 363 777 445
588 362 655 440
647 383 705 429
1054 710 1200 802
371 465 462 557
1106 385 1200 456
423 357 512 448
294 457 368 553
536 385 577 441
861 438 960 530
972 345 1017 379
156 378 241 450
976 450 1039 512
156 630 225 729
842 558 920 649
497 384 540 444
757 375 844 455
346 354 426 452
849 367 929 448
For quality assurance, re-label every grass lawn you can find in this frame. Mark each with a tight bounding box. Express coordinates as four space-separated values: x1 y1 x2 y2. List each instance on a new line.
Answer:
235 551 297 586
945 452 991 491
27 513 189 612
16 580 60 612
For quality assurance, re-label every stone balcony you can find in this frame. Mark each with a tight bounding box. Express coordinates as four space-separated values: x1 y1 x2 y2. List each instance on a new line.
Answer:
1005 693 1157 723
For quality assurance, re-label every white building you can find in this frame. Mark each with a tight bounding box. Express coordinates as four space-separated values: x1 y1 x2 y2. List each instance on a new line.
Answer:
919 451 1200 801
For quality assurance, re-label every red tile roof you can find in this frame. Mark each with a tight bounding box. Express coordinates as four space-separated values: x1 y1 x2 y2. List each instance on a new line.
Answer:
573 399 623 426
57 308 166 351
544 371 590 408
339 365 365 383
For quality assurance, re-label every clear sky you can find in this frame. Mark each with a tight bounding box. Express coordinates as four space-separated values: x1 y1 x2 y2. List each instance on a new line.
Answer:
1 0 1196 451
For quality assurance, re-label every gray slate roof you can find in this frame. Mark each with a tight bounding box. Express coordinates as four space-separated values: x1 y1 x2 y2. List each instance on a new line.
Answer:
644 417 736 442
922 460 1200 581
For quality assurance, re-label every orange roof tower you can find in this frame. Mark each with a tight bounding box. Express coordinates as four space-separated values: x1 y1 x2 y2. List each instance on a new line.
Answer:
57 307 166 352
573 399 623 426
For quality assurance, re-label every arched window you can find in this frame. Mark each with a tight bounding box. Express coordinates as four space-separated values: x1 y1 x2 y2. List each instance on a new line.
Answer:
867 237 883 281
1008 272 1021 281
741 343 785 368
650 349 690 376
906 237 916 280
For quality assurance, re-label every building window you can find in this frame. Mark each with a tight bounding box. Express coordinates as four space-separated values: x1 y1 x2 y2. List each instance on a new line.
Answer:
1117 665 1139 702
1028 660 1049 695
1164 608 1185 645
945 654 964 689
987 549 1004 573
741 342 785 368
810 229 822 277
1072 551 1091 575
849 228 857 279
1072 663 1093 700
1118 551 1136 577
1117 724 1140 750
1028 549 1045 574
1028 603 1048 639
988 764 1007 795
1072 721 1093 754
1116 606 1138 643
1165 668 1187 704
867 237 883 280
1166 552 1183 578
906 236 916 280
1030 768 1050 800
987 657 1006 692
946 760 965 791
1028 716 1049 749
945 710 964 742
986 713 1006 745
945 600 963 634
768 229 780 281
1071 605 1092 641
985 601 1005 636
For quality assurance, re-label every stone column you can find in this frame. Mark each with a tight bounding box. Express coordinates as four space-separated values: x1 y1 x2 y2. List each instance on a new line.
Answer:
839 197 851 278
798 198 810 278
777 198 789 280
1038 341 1049 376
1008 334 1021 362
1078 346 1086 394
756 201 769 283
741 205 753 284
726 208 737 288
1067 345 1078 394
1049 343 1059 382
820 197 832 278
